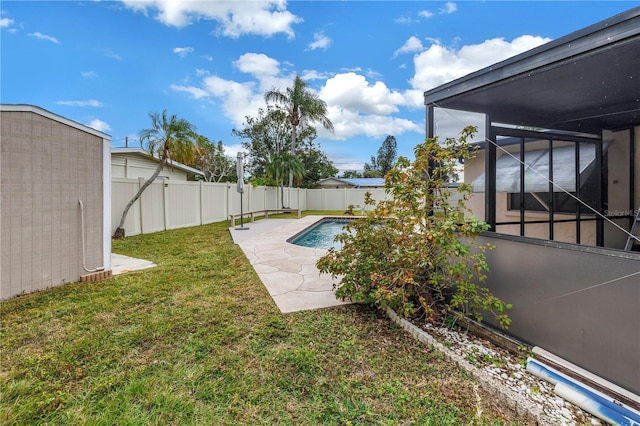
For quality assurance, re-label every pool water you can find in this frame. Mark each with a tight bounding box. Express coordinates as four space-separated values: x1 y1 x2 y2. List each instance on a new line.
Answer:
288 219 353 250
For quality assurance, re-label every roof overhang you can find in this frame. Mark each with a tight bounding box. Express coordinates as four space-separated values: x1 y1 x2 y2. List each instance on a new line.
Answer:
424 7 640 134
111 148 204 177
0 104 112 140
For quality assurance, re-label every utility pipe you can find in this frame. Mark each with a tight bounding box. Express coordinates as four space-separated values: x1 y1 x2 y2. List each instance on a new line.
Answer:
79 200 105 273
526 358 640 426
555 382 640 426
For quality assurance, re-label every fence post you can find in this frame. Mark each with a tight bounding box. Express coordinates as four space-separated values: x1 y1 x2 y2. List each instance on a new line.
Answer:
198 180 203 226
138 177 146 234
163 179 170 231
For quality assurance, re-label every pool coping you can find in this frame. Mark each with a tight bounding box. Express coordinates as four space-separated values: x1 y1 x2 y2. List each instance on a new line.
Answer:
230 215 353 313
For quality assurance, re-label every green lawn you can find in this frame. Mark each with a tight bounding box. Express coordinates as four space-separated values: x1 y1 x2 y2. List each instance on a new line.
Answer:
1 219 516 425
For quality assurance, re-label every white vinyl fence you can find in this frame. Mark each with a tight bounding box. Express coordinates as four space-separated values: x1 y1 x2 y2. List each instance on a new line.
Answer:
111 177 460 236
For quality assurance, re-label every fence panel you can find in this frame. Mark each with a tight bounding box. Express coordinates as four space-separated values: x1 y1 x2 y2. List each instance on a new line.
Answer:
167 181 201 230
201 182 228 224
111 178 142 235
112 179 463 236
139 180 165 234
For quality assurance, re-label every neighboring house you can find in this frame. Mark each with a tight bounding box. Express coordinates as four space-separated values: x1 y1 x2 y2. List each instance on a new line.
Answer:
111 147 203 181
424 7 640 396
317 177 385 188
1 104 112 299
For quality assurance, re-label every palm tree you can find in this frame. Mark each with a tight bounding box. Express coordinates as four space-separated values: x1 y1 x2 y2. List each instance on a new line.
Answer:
266 152 305 209
264 75 334 188
113 110 197 238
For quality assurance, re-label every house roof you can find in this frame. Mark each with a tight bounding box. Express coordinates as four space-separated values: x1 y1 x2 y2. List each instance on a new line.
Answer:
111 148 204 177
423 7 640 134
0 104 111 140
318 177 385 187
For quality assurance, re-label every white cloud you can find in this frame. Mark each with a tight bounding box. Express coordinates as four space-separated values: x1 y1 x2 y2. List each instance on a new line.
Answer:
57 100 103 107
440 2 458 14
173 34 549 144
326 106 421 140
81 71 98 78
104 49 123 61
393 36 423 57
319 73 405 116
222 143 244 158
394 16 419 25
87 119 111 133
201 75 264 126
409 35 551 94
418 10 434 19
300 70 330 81
1 17 14 28
233 53 280 78
173 46 194 57
120 0 302 38
29 32 59 44
307 32 332 51
170 84 209 99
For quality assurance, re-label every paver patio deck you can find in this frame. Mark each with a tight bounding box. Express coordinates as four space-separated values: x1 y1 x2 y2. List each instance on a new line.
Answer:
229 215 352 313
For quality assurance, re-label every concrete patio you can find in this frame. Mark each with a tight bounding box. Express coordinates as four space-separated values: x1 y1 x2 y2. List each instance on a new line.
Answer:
229 215 351 313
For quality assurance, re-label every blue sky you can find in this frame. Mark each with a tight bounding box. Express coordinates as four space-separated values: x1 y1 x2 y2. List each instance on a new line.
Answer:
1 1 635 174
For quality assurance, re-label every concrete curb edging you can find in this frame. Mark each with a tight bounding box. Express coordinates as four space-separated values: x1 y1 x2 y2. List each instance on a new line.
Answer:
385 307 555 425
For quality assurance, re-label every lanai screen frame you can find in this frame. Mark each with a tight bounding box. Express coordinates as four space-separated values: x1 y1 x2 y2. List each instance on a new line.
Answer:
424 6 640 248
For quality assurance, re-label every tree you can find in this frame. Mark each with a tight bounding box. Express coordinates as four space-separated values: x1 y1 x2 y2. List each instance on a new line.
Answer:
232 107 291 179
296 136 338 188
264 74 334 187
317 126 512 329
113 110 197 238
341 170 363 179
266 152 305 208
364 135 397 178
233 106 335 188
190 135 236 183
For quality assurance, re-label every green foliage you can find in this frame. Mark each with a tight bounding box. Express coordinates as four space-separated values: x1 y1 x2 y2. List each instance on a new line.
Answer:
317 126 512 329
141 109 197 166
341 170 363 179
115 110 198 237
264 74 335 188
266 151 305 208
364 135 397 178
189 135 236 183
233 105 336 188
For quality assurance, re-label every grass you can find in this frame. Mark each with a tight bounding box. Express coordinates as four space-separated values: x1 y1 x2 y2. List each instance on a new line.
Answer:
1 219 518 425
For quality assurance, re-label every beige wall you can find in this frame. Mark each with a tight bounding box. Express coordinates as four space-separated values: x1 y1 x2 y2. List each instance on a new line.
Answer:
464 126 639 248
1 108 109 299
111 153 188 181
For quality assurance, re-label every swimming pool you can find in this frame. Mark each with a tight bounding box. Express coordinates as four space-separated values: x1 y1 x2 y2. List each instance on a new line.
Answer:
288 218 353 250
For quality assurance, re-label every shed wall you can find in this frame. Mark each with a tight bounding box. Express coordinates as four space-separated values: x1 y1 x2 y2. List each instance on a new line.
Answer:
1 110 105 299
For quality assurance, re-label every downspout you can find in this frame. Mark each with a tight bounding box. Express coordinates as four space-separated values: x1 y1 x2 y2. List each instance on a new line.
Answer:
79 200 105 273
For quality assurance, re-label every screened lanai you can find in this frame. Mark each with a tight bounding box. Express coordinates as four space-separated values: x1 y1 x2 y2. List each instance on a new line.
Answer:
424 6 640 251
423 7 640 395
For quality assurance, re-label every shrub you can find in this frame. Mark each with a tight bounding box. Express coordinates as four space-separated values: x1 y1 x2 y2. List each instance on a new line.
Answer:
317 126 512 329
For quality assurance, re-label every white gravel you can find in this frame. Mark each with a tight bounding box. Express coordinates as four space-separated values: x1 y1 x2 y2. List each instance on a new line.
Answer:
385 308 602 425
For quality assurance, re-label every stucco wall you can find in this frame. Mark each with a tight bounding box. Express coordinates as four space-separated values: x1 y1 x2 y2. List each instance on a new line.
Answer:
1 108 108 299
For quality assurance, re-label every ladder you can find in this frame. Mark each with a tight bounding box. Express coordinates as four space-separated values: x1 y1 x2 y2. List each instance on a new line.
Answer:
624 208 640 251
